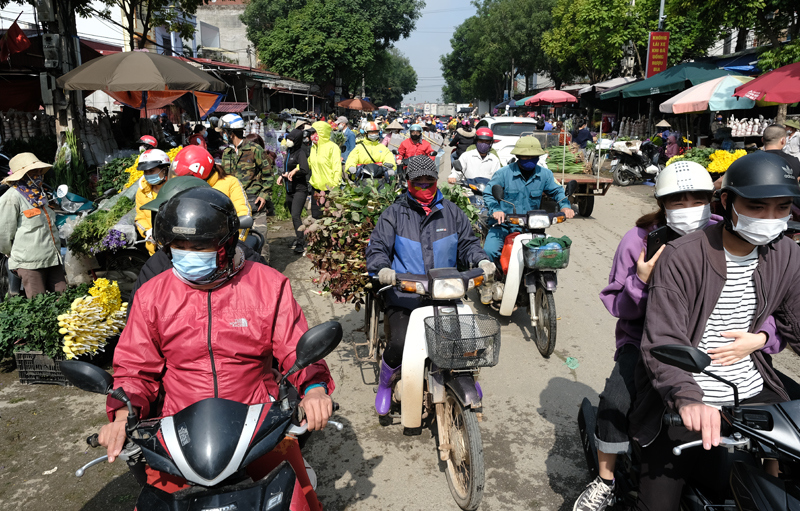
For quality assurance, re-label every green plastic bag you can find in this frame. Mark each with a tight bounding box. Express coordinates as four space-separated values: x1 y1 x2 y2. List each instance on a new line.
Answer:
524 235 572 269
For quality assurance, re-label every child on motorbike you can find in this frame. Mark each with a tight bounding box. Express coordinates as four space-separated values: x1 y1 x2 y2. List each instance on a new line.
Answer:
573 160 785 511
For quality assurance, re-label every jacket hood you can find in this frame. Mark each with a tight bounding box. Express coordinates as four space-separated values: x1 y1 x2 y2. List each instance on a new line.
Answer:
286 128 305 150
457 128 475 138
312 121 332 142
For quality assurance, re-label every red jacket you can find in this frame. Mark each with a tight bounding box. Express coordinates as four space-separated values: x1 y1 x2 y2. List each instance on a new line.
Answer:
397 138 434 161
107 261 334 420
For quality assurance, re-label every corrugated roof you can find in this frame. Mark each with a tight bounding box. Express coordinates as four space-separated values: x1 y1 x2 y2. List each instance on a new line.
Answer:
214 102 249 113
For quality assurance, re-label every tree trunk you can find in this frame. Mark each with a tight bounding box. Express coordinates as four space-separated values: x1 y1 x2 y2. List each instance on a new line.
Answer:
734 27 748 52
777 104 787 125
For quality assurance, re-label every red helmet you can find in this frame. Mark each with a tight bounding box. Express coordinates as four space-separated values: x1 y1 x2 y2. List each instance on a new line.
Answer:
138 135 158 148
476 127 494 142
170 145 215 180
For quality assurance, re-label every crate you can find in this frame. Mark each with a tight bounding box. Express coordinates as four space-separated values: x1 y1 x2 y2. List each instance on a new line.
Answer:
523 243 570 270
424 314 501 370
15 351 72 386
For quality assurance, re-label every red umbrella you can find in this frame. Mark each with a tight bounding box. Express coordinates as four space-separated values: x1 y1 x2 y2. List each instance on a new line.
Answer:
524 90 578 106
337 98 377 111
733 62 800 103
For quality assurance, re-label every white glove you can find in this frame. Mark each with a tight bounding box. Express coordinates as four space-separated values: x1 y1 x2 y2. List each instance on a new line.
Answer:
144 229 154 243
378 268 396 286
478 260 496 279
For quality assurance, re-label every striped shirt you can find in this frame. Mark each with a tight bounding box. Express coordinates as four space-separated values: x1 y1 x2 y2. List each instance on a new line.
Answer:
694 248 763 406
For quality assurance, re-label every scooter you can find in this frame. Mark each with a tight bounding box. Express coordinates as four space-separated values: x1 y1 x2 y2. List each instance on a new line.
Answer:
239 215 266 255
578 344 800 510
487 183 574 357
62 321 344 511
371 268 501 510
609 140 662 187
450 160 490 239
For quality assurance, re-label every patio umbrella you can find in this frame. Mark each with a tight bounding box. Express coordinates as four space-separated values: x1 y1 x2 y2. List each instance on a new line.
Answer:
337 98 377 111
524 90 578 106
379 105 396 112
733 62 800 104
494 99 518 110
56 51 225 91
621 62 739 98
659 75 756 114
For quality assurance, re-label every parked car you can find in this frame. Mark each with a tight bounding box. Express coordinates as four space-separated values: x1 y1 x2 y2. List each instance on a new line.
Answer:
475 117 543 165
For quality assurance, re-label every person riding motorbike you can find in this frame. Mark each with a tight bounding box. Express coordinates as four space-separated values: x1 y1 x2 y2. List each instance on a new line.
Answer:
397 124 434 163
448 127 502 184
218 113 275 216
365 156 496 415
308 121 342 219
628 152 800 511
335 116 357 162
134 149 171 255
573 161 785 511
187 124 208 149
344 121 396 178
137 135 158 153
483 136 575 295
450 120 475 159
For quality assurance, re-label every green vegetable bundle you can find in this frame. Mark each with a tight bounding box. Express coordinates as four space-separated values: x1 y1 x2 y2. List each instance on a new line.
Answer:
96 154 139 195
679 148 715 169
0 284 91 360
66 196 135 256
546 146 585 174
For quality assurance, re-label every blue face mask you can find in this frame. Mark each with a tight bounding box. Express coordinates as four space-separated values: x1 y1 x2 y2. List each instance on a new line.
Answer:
223 133 229 143
517 158 538 171
202 130 208 138
144 171 165 185
171 248 218 282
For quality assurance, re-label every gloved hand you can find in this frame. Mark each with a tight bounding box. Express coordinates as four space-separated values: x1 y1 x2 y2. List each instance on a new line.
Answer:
478 260 496 280
144 229 154 243
378 268 396 286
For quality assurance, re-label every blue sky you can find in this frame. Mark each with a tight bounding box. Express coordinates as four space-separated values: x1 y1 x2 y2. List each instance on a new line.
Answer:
395 0 478 104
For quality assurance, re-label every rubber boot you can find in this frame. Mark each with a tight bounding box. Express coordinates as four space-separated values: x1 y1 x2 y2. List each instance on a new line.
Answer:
375 358 400 415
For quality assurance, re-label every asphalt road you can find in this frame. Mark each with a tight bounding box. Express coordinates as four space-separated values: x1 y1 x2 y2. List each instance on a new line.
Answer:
3 182 800 511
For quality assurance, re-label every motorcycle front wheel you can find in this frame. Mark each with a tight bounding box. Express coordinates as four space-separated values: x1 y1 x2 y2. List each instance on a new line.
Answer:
442 390 484 511
612 165 636 187
530 287 558 357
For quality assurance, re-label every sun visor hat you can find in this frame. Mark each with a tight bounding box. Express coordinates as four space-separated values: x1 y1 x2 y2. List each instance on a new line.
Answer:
510 136 546 157
3 153 52 184
721 152 800 199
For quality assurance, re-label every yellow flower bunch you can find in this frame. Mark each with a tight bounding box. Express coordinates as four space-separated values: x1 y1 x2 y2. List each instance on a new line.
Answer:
666 154 686 166
707 149 747 174
58 279 127 359
122 146 183 190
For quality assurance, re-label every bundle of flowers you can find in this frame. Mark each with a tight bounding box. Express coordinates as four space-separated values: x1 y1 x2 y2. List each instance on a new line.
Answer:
707 149 747 174
58 279 127 360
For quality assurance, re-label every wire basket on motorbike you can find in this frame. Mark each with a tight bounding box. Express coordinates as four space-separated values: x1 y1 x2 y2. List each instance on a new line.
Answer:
424 313 500 370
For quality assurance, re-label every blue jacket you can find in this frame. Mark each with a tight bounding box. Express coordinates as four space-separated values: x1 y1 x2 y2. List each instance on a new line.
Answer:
366 190 488 309
341 128 357 162
484 161 570 219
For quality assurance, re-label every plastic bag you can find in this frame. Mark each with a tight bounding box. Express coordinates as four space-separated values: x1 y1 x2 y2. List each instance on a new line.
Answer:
111 209 137 246
64 249 97 285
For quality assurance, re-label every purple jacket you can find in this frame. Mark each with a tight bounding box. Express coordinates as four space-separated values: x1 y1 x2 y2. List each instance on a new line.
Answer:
599 215 783 360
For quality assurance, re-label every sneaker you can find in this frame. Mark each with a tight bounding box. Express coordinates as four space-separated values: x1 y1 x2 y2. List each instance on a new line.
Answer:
294 244 306 254
289 240 298 249
573 476 614 511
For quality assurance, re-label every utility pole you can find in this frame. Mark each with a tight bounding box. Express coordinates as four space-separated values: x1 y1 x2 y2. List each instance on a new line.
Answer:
246 45 252 70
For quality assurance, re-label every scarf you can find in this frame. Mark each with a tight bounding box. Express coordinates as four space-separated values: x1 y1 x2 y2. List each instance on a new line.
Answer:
13 175 47 208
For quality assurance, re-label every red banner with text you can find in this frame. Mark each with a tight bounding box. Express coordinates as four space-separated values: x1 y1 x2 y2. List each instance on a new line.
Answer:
646 32 670 78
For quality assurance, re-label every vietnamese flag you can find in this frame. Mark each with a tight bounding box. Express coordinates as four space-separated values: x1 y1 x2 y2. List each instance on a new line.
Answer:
0 19 32 63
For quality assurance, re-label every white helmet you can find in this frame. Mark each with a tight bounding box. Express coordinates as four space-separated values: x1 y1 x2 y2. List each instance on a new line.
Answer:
654 160 714 198
216 113 245 131
137 149 171 171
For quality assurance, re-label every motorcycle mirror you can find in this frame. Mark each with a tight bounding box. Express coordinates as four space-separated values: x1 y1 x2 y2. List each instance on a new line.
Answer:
491 184 505 201
651 345 711 374
238 215 254 229
282 321 343 381
565 180 578 197
391 149 399 155
452 161 463 172
56 184 69 199
429 151 437 157
103 187 116 198
59 360 115 395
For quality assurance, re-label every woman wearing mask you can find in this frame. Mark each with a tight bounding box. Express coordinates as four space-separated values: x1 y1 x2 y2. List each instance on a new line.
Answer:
397 124 434 162
134 149 172 255
572 160 785 511
308 121 343 219
344 122 395 176
0 153 65 298
449 119 476 159
279 127 312 253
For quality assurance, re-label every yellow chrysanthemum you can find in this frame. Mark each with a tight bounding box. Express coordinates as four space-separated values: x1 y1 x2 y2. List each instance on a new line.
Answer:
707 149 747 174
60 279 127 359
666 154 685 166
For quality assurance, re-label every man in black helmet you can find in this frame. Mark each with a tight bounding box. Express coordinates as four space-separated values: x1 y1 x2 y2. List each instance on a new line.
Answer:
628 152 800 511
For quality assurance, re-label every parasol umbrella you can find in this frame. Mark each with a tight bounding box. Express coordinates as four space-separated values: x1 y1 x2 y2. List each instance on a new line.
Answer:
494 98 518 110
733 62 800 104
524 90 578 106
56 51 225 91
659 75 757 114
379 105 396 112
337 98 377 111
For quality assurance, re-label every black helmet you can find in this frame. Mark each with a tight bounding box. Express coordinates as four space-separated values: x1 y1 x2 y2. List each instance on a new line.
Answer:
154 187 240 273
721 152 800 199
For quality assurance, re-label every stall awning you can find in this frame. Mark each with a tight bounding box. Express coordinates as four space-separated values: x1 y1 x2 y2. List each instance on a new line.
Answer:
621 62 741 98
579 77 638 95
599 81 639 100
715 54 760 73
214 102 249 113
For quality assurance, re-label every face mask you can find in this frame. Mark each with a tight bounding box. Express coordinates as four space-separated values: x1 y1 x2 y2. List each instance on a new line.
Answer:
310 133 320 144
302 136 310 144
222 133 229 143
202 131 208 139
30 175 43 186
410 134 421 141
665 204 711 235
477 142 491 154
368 133 380 142
408 180 437 204
731 204 790 245
171 248 218 282
517 158 538 171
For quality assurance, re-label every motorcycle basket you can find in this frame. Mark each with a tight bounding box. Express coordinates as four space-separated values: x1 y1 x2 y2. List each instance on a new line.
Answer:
424 314 501 369
523 237 571 270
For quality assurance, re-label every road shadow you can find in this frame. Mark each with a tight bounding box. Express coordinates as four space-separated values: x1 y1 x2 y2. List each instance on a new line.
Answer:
538 376 600 511
79 472 140 511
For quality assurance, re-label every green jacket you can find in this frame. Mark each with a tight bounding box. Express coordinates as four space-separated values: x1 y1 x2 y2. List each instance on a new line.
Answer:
222 140 274 201
0 187 62 270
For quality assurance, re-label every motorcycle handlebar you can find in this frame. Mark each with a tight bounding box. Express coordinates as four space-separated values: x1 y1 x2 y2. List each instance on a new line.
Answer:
662 413 684 427
87 433 100 448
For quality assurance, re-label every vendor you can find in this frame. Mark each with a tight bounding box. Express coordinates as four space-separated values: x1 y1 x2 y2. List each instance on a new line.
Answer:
0 153 65 298
134 149 171 255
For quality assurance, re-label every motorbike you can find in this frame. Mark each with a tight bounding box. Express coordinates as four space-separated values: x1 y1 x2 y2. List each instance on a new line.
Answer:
362 268 500 510
239 215 266 255
609 140 662 187
487 183 575 357
62 321 344 511
450 160 490 239
578 344 800 510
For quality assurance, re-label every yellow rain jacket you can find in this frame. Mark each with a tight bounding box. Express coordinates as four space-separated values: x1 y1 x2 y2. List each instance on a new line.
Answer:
344 138 396 173
134 175 160 255
207 172 251 240
308 121 343 191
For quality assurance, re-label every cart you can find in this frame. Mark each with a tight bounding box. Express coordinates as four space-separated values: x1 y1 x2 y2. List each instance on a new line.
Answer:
557 174 613 217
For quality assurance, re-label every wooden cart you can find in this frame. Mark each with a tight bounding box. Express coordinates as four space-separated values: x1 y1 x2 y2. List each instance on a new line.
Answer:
557 173 613 217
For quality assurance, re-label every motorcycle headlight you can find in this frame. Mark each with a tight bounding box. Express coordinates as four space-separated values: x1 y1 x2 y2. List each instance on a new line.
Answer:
431 278 465 299
528 214 552 229
475 183 486 192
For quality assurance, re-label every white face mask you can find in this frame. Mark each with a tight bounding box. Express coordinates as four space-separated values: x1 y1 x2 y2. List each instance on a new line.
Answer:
665 204 711 235
732 204 790 245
